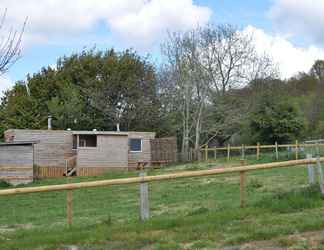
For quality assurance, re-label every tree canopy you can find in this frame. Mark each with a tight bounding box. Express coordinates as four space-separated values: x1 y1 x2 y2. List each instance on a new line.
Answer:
249 94 305 144
1 27 324 153
0 49 161 135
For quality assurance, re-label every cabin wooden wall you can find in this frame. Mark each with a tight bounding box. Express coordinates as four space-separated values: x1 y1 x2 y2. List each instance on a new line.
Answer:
128 132 156 169
77 134 128 169
0 144 34 185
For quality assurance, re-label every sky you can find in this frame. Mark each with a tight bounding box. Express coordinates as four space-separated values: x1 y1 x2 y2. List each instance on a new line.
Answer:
1 0 324 94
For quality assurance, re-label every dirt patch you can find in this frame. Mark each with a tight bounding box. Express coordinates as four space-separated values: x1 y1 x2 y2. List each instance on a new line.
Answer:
0 223 33 233
224 230 324 250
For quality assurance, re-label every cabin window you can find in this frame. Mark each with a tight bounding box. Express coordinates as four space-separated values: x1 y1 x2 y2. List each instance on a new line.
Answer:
129 138 142 152
79 134 97 147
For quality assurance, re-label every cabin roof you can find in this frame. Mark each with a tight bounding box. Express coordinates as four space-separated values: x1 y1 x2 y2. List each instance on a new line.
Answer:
72 131 128 136
5 129 156 137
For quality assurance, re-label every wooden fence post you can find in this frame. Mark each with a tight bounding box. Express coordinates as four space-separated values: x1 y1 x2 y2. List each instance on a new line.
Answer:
256 142 260 160
295 140 299 160
241 144 245 160
67 177 72 227
205 145 208 161
307 154 315 185
316 156 324 195
139 171 149 221
67 191 72 227
275 142 279 160
240 160 246 208
240 173 246 208
227 144 231 161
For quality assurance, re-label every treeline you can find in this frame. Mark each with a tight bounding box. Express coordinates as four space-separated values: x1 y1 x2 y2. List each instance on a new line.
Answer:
229 61 324 145
0 24 324 154
0 49 162 134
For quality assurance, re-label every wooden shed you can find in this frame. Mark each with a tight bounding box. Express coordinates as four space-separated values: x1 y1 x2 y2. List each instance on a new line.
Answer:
0 141 36 185
3 129 177 178
4 129 159 177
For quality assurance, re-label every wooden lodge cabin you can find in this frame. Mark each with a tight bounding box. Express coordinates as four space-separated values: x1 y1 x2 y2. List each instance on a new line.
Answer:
2 129 177 179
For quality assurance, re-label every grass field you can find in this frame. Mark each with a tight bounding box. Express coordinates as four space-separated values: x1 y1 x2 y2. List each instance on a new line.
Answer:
1 155 324 249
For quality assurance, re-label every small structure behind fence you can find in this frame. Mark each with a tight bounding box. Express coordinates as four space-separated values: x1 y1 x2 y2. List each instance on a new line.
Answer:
0 141 36 185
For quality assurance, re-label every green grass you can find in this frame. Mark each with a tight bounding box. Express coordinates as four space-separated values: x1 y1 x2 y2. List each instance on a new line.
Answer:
1 157 324 249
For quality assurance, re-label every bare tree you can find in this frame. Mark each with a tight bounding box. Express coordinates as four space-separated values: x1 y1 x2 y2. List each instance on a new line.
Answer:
161 24 278 157
0 9 27 75
198 24 277 94
199 25 278 147
161 29 210 158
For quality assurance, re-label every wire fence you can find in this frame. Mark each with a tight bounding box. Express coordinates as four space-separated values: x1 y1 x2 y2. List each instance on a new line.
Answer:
0 156 324 230
1 140 324 234
200 140 324 162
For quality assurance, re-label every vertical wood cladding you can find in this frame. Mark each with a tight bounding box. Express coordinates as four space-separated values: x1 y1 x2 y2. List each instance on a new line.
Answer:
4 129 73 169
150 137 178 163
0 144 34 184
35 166 66 178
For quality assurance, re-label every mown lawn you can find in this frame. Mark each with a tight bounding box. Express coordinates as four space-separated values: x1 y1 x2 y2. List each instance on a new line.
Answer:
1 155 324 249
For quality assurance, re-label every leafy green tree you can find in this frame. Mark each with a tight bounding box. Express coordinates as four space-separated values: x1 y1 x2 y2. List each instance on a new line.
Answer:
0 83 41 137
249 94 305 144
0 49 161 136
57 49 161 132
46 84 85 129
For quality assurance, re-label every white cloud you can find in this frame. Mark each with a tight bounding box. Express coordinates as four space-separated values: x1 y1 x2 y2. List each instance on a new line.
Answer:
0 74 14 97
108 0 212 48
269 0 324 45
1 0 211 49
244 25 324 79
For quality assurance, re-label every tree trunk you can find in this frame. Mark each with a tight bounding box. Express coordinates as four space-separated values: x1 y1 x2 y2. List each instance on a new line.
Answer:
194 114 201 161
194 100 204 160
181 83 190 161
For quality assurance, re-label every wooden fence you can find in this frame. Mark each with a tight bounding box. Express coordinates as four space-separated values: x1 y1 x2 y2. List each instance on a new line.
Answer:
0 156 324 226
150 137 178 163
201 141 324 161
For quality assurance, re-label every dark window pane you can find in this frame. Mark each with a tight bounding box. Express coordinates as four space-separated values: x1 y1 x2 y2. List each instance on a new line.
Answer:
73 135 77 149
130 138 142 152
79 135 97 147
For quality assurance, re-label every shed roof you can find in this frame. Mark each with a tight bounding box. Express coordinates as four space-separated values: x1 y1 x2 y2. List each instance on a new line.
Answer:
72 131 128 136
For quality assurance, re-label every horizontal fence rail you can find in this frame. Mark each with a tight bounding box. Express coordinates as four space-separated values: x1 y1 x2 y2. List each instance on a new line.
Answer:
200 141 324 161
203 143 324 151
0 157 324 196
1 157 324 226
